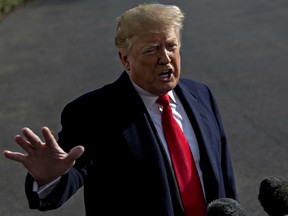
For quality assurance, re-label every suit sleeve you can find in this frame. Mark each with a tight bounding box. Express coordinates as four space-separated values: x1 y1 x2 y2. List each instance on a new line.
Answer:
25 167 84 211
25 101 87 211
206 85 238 200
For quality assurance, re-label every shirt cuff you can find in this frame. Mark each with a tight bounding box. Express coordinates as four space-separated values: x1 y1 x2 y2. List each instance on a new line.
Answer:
32 177 61 199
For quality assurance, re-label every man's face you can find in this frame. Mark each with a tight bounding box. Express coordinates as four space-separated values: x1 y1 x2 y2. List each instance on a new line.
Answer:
119 29 181 95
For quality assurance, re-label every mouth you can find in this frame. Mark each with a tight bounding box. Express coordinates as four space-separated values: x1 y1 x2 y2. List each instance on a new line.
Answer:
158 69 173 81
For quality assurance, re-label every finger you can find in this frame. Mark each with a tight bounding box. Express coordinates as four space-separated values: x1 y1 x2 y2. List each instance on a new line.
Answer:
15 135 35 154
3 150 27 162
68 146 85 161
22 127 44 149
41 126 58 148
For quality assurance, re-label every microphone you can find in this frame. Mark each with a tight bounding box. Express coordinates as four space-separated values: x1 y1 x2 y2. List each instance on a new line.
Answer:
206 198 246 216
258 176 288 216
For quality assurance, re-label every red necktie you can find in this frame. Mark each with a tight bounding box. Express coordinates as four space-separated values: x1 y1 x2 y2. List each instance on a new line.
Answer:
157 94 206 216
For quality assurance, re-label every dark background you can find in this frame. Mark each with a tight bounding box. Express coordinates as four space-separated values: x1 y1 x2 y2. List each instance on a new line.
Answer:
1 0 288 215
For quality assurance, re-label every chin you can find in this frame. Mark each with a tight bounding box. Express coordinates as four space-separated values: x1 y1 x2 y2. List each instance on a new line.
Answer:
168 80 178 89
158 86 175 95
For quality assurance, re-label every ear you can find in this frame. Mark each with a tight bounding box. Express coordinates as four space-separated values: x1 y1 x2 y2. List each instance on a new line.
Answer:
118 52 130 71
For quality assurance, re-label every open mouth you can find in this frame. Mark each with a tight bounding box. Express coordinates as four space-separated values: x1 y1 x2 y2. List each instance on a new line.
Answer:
159 69 173 80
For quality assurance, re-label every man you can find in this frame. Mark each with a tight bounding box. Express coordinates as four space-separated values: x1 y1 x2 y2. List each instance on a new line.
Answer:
3 3 238 216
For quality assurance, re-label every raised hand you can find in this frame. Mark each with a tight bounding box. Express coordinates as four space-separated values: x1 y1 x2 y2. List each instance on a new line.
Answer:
3 127 85 185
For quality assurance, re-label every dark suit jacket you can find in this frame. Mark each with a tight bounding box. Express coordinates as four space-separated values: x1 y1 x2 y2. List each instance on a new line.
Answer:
25 71 237 216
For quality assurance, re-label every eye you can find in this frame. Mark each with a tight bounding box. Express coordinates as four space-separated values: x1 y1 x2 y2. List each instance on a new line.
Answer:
166 43 178 51
143 46 158 54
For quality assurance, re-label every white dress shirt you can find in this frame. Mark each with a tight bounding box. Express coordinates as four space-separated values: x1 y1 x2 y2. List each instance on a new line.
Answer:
132 83 204 190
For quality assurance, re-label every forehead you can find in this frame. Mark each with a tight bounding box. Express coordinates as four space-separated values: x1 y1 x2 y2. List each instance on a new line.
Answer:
129 30 179 47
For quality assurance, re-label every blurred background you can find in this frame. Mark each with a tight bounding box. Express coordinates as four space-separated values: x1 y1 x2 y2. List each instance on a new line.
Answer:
1 0 288 215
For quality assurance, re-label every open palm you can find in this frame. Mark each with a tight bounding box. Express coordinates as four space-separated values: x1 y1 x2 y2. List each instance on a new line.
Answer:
3 127 84 185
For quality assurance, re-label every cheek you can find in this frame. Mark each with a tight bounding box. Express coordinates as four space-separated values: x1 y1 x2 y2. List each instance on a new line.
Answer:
173 55 181 70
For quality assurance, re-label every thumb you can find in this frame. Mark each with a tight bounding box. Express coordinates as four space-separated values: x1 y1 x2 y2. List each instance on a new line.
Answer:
68 145 85 161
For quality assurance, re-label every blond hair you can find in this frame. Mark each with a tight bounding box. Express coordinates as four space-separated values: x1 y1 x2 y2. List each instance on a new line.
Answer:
115 3 185 52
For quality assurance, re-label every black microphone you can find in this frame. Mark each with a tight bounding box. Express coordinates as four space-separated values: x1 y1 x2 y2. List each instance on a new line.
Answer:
206 198 246 216
258 176 288 216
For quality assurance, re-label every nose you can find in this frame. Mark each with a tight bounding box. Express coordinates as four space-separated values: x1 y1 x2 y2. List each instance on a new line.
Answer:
158 48 171 65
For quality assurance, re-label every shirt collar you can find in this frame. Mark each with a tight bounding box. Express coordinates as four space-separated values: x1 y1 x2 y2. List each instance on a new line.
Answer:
130 79 177 108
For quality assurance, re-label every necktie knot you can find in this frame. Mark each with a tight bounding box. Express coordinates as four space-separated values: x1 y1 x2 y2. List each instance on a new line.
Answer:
156 94 170 107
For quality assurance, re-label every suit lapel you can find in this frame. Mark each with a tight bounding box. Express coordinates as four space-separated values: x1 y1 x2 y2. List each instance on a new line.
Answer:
174 82 211 151
114 72 184 214
175 81 219 186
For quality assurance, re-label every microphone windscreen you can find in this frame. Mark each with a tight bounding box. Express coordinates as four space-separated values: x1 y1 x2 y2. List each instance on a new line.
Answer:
258 176 288 216
206 198 246 216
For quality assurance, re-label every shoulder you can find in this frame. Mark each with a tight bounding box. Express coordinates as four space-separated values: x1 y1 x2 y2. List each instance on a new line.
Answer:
179 77 207 87
61 71 138 116
63 72 128 110
64 84 112 111
178 78 211 95
177 78 220 111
